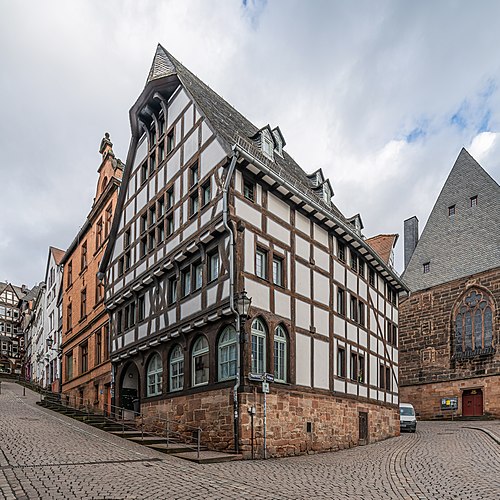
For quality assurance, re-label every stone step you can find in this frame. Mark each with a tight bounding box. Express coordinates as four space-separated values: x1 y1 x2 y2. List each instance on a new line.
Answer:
173 451 243 464
126 436 172 445
147 442 200 454
109 430 145 438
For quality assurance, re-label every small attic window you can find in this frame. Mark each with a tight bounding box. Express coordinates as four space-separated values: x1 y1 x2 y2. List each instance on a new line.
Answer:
322 184 331 205
272 130 283 156
262 134 274 160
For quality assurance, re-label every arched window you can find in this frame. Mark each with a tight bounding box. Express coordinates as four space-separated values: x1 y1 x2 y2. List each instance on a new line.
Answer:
455 289 494 354
251 318 266 374
274 325 287 382
146 353 162 397
169 345 184 392
192 336 209 386
218 326 237 381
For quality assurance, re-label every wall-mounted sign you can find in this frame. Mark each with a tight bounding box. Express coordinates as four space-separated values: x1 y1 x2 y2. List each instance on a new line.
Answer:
441 397 458 410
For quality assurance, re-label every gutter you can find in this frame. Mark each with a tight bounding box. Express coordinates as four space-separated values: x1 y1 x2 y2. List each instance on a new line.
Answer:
222 149 240 453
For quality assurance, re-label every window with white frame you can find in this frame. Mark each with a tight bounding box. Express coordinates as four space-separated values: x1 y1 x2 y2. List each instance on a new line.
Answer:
274 325 287 382
218 326 237 381
146 353 163 397
251 318 266 374
256 248 267 280
169 345 184 392
208 251 219 281
192 336 209 386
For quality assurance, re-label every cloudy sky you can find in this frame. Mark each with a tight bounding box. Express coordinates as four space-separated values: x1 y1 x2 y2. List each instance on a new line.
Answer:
1 0 500 287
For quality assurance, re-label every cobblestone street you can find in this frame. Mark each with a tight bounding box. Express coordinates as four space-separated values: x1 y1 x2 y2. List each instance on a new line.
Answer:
1 380 499 499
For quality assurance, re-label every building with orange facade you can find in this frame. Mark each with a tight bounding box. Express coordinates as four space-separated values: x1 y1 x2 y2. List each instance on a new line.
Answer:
60 133 122 411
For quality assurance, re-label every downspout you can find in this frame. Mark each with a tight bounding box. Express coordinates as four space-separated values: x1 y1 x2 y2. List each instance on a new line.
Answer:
222 149 240 453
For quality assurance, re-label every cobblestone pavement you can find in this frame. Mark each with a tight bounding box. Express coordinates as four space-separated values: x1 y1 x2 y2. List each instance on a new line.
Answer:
1 380 499 499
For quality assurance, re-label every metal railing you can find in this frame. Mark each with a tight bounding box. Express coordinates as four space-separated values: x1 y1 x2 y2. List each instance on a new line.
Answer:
39 390 202 459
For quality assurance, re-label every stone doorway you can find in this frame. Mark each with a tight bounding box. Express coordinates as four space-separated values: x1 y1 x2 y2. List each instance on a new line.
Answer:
120 362 140 420
462 389 483 417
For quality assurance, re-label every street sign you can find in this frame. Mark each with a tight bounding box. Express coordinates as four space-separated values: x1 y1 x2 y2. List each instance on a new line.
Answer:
262 381 270 394
264 373 274 383
248 373 264 382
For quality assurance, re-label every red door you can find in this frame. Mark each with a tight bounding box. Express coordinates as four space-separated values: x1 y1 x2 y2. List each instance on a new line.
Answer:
462 389 483 417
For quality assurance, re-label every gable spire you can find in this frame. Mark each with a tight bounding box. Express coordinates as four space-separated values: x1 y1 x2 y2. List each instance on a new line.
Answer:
146 44 177 84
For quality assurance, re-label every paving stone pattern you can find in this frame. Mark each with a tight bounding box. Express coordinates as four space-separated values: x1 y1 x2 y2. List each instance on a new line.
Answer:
1 381 499 499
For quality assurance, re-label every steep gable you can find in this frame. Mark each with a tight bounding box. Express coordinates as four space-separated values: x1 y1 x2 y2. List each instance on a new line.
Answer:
402 148 500 291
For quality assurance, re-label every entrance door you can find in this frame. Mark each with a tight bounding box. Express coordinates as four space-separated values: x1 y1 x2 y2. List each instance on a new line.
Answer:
359 412 368 444
462 389 483 417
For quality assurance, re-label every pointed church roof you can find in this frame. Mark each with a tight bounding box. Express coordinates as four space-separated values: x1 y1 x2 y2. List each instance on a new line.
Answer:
402 148 500 292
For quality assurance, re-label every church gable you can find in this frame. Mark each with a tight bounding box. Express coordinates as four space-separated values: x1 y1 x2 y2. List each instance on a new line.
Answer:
402 148 500 292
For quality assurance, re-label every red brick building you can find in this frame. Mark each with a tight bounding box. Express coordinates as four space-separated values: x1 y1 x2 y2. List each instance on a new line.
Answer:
399 149 500 419
60 134 122 411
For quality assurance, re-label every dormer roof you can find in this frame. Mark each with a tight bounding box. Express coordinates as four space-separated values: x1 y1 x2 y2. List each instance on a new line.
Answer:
365 234 399 265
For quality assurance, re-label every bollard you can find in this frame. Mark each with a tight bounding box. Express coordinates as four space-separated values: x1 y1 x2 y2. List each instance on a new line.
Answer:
23 385 26 397
0 381 2 395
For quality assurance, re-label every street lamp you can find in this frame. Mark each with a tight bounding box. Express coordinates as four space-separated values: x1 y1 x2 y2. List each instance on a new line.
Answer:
235 290 252 321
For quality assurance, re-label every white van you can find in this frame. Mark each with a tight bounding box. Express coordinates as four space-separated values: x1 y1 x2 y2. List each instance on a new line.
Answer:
399 403 417 433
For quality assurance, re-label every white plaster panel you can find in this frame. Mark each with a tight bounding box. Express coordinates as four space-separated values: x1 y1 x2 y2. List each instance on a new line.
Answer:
235 170 242 193
267 193 290 223
314 247 329 271
168 89 190 128
244 230 254 274
235 198 261 229
359 329 367 348
346 270 357 293
195 108 201 123
168 308 176 325
295 235 309 260
359 281 367 300
165 149 180 183
138 324 148 339
200 208 212 228
334 379 345 393
158 315 165 331
334 261 345 283
334 316 345 336
183 128 198 164
295 211 310 235
370 389 378 400
114 281 123 293
184 105 194 133
125 273 134 286
244 278 270 311
176 120 182 145
359 385 368 398
267 218 290 246
370 310 377 334
134 138 148 168
314 307 329 336
296 333 311 387
313 338 329 390
313 272 329 306
201 121 212 146
392 308 398 324
183 220 197 239
180 294 202 318
378 297 385 314
378 340 385 354
256 184 262 205
124 331 134 346
370 356 378 385
165 235 180 255
200 139 226 179
313 224 329 247
136 185 147 212
347 382 357 395
274 291 291 319
222 279 230 299
347 323 357 343
295 299 310 330
295 262 310 298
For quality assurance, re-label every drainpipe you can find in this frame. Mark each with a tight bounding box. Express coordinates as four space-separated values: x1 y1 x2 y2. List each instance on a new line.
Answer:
222 149 240 453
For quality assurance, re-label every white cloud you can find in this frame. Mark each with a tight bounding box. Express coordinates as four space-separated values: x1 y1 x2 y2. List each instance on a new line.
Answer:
1 0 500 284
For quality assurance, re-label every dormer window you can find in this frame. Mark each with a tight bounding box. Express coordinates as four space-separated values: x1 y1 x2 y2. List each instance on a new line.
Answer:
272 127 285 157
262 134 274 160
322 183 331 205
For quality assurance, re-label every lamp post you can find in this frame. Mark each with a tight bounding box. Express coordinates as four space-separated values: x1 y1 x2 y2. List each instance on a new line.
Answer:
233 290 252 454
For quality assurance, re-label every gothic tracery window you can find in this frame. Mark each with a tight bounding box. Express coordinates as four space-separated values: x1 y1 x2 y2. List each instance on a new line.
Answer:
455 289 494 354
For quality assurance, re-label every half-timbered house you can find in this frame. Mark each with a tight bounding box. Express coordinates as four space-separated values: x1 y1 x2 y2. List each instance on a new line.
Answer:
99 45 407 458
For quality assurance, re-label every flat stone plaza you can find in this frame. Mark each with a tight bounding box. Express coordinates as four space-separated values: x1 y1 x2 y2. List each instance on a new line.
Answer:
1 380 499 499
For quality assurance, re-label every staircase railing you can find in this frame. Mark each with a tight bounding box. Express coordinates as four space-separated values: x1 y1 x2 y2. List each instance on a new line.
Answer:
38 390 202 459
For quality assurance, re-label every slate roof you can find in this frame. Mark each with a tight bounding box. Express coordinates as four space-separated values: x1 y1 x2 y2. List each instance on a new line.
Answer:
147 45 346 220
402 148 500 292
365 234 398 265
0 282 26 301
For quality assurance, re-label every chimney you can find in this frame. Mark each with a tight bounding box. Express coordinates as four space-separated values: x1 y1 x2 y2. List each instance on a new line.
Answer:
404 216 419 269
